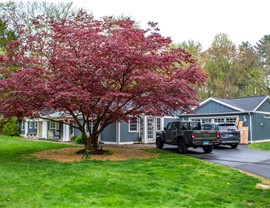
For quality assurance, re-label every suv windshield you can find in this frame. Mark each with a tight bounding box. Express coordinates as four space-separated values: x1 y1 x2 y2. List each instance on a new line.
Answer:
217 124 238 131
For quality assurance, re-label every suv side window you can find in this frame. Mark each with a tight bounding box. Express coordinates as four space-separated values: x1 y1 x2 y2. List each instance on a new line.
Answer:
180 123 188 130
166 123 173 130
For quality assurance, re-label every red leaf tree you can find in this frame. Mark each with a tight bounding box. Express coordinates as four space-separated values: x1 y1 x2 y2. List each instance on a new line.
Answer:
0 12 207 150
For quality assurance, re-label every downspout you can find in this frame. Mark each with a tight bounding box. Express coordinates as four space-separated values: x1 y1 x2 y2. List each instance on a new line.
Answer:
248 112 253 143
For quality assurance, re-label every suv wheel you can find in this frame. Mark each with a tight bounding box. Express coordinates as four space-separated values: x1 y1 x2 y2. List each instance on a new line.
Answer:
156 137 164 149
203 145 213 153
178 139 188 153
230 144 238 149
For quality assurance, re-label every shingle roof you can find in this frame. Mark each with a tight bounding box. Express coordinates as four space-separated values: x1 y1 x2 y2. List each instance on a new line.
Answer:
215 95 268 111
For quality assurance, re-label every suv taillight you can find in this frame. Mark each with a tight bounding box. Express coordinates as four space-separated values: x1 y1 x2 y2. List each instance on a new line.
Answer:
192 133 195 138
217 131 221 138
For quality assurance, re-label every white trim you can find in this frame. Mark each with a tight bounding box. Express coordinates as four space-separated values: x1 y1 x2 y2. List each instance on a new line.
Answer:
118 142 136 145
116 121 121 144
102 141 117 144
190 115 237 120
42 121 48 138
198 97 244 112
24 122 28 137
128 118 139 132
249 113 253 142
254 111 270 115
253 96 269 112
210 98 245 112
181 111 248 117
155 117 162 131
21 122 25 131
250 138 270 143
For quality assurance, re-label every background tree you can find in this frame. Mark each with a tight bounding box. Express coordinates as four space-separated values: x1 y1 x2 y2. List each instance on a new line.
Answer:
0 13 207 151
255 35 270 93
234 41 267 96
203 33 238 98
0 0 77 36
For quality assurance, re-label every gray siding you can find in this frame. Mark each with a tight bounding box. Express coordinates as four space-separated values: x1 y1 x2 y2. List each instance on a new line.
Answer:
196 101 238 114
19 122 25 134
257 99 270 112
120 122 140 142
101 123 117 142
251 113 270 141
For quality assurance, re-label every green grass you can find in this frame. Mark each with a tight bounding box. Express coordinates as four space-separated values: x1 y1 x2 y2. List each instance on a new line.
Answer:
248 142 270 151
0 135 270 208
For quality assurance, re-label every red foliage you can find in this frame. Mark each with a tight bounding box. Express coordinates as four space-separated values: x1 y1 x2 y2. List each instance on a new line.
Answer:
0 12 207 146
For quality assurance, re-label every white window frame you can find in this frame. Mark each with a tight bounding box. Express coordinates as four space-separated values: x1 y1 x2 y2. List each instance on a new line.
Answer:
50 121 59 129
21 122 25 131
129 118 139 132
34 122 37 129
190 116 237 124
156 117 162 131
29 122 33 129
264 114 270 119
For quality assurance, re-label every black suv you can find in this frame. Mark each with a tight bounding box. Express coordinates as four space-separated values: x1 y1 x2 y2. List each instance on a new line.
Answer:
202 123 240 148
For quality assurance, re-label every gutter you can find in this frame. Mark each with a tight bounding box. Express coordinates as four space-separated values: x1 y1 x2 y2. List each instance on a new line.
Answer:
248 112 253 143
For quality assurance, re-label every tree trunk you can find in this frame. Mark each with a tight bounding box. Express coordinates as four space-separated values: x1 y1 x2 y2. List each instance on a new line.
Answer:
84 133 100 151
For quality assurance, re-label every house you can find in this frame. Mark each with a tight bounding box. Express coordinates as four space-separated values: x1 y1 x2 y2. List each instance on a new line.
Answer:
19 115 178 144
179 95 270 143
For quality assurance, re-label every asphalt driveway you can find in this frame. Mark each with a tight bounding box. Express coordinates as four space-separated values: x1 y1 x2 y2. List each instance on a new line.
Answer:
164 144 270 179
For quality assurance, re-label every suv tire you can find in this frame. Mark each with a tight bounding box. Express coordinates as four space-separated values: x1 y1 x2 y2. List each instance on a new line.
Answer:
156 137 164 149
203 145 213 153
178 139 188 153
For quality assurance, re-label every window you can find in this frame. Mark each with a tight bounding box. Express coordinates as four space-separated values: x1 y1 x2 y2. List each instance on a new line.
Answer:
156 118 161 131
202 119 211 123
129 118 138 132
34 122 37 129
50 121 59 129
225 118 237 123
264 114 270 119
21 122 25 131
191 119 201 122
85 121 94 133
29 122 33 129
214 118 225 123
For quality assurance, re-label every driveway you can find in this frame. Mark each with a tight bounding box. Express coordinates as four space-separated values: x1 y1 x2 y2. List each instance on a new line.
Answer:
164 144 270 179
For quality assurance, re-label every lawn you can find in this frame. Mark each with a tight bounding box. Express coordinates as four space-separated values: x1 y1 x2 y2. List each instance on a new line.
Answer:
248 142 270 151
0 135 270 208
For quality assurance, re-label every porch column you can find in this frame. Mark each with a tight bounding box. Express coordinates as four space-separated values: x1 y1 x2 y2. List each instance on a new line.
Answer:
24 121 28 137
62 124 70 141
42 121 48 138
143 116 147 143
36 122 40 138
116 121 121 144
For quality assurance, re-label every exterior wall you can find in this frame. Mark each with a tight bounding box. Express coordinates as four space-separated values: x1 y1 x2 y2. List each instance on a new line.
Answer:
257 99 270 112
101 123 117 143
196 101 238 114
19 121 38 136
119 121 140 143
19 122 25 135
251 113 270 141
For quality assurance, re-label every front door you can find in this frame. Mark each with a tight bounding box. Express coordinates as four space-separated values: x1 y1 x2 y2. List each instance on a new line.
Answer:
147 117 155 141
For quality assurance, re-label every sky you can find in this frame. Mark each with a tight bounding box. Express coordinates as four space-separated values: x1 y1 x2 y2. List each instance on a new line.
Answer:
7 0 270 50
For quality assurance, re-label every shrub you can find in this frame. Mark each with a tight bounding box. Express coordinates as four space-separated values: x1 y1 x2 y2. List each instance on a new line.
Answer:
2 117 19 136
72 135 83 144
